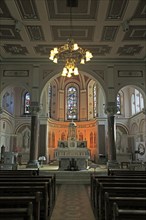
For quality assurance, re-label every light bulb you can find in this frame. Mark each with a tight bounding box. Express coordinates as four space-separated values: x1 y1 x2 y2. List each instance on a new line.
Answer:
73 43 79 50
86 57 90 62
62 71 67 76
86 51 93 58
53 58 58 63
69 68 73 74
50 50 54 54
67 72 72 77
53 48 58 54
80 58 85 64
49 55 54 60
63 67 67 74
74 67 79 75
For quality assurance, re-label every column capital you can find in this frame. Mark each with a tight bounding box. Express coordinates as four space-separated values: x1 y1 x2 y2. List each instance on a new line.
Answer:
30 102 42 115
142 108 146 115
105 105 118 116
0 107 3 114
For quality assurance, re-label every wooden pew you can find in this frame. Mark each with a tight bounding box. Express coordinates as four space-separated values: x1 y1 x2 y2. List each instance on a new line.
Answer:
112 202 146 220
0 192 41 220
90 175 146 208
0 169 39 176
98 185 146 220
104 192 146 220
93 180 146 220
0 201 33 220
108 169 146 176
0 183 49 220
90 174 146 219
0 175 56 212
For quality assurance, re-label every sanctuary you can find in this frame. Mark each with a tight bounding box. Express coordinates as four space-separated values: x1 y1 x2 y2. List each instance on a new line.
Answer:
55 121 90 170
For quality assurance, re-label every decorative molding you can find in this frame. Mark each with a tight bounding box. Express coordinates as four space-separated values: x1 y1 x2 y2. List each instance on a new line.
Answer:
105 105 118 115
101 26 118 41
27 26 44 41
106 0 128 20
118 71 143 77
3 44 28 55
104 102 118 115
30 102 42 115
15 0 39 20
142 108 146 115
3 70 29 77
123 26 146 41
93 70 104 79
117 45 143 56
43 70 53 79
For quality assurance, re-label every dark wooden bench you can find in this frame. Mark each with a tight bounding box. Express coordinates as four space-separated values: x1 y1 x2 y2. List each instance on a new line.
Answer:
0 182 49 220
104 192 146 220
90 175 146 208
0 201 33 220
91 175 146 199
0 192 41 220
98 185 146 220
112 202 146 220
0 174 56 211
108 169 146 176
0 169 39 176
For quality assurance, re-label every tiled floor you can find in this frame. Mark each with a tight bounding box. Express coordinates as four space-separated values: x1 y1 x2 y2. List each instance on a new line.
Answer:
50 184 96 220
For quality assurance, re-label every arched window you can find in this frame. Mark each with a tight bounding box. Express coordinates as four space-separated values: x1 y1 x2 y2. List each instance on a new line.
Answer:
135 89 140 113
61 132 66 141
67 86 78 120
48 85 52 117
131 89 144 115
79 132 83 141
93 84 97 117
117 93 121 114
24 92 30 114
131 93 136 115
140 93 144 110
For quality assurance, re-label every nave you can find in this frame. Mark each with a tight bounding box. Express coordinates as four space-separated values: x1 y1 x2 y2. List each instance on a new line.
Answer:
50 184 95 220
0 163 146 220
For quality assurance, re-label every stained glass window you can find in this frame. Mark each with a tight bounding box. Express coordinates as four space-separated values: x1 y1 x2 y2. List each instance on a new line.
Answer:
24 92 30 114
67 86 78 120
117 93 121 114
48 85 52 117
93 84 97 117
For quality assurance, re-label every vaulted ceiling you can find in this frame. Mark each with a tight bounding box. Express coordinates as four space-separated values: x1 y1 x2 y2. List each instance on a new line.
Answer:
0 0 146 64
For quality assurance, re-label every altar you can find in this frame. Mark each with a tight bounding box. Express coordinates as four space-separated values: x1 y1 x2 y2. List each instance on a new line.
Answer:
54 122 90 170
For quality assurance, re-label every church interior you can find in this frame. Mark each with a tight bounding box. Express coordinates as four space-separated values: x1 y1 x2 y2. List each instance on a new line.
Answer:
0 0 146 219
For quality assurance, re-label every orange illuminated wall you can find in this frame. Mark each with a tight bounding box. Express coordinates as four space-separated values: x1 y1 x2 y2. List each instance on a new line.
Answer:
48 118 98 160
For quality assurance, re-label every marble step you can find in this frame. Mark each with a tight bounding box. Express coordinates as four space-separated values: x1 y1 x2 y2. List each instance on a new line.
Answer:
40 170 107 184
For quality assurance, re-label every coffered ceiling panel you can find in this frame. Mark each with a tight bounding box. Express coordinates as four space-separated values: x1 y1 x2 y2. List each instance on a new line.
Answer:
0 0 146 62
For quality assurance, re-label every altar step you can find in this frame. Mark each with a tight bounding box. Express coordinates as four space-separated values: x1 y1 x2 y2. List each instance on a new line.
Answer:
40 170 107 184
56 171 91 184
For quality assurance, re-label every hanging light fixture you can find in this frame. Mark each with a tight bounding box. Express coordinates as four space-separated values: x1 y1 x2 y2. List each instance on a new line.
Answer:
49 0 93 77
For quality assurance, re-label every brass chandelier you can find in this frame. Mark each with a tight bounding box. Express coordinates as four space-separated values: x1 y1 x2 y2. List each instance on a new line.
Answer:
49 1 93 77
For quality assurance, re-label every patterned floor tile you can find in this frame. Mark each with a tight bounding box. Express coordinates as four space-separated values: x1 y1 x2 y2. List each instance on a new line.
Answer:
50 184 95 220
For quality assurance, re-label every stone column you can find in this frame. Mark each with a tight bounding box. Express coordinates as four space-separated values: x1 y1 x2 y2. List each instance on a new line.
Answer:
27 103 41 168
105 105 119 168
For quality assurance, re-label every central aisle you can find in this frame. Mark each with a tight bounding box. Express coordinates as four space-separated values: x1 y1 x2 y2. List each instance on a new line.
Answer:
50 184 95 220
